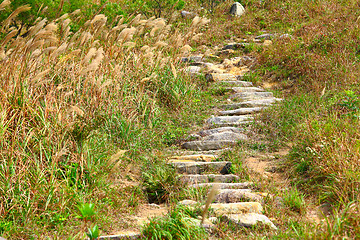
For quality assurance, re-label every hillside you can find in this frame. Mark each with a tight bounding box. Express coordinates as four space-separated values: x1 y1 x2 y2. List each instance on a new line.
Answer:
0 0 359 239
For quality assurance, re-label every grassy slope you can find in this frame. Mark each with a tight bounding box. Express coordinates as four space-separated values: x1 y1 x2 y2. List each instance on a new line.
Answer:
1 0 360 238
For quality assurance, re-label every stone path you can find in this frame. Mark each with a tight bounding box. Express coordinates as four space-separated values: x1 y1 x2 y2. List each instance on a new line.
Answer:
100 43 281 239
169 51 281 232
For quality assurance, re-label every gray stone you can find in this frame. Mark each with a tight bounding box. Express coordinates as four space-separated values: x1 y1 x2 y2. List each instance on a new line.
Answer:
171 161 231 174
181 55 203 63
178 200 198 206
222 43 250 50
219 107 264 116
231 87 265 92
169 154 217 162
182 140 236 151
279 34 292 39
181 11 196 19
184 66 201 75
223 213 277 230
255 33 274 40
230 2 245 17
189 182 254 189
215 80 253 87
180 174 240 184
198 127 244 137
230 92 274 100
206 73 237 82
209 202 263 216
203 132 248 141
220 98 282 109
99 232 141 240
207 116 253 126
214 189 263 203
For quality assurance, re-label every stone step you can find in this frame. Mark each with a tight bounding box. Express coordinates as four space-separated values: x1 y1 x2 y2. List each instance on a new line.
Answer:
209 202 263 216
219 107 264 116
99 232 141 240
207 116 253 126
231 87 265 92
214 189 264 203
189 182 253 189
230 92 274 101
203 132 248 141
222 213 277 230
169 154 217 162
220 98 281 109
182 140 237 151
215 80 253 87
206 73 246 82
180 174 240 184
170 161 231 174
198 127 244 137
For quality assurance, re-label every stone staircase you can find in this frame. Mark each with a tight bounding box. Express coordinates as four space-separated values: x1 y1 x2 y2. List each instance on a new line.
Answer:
168 53 281 231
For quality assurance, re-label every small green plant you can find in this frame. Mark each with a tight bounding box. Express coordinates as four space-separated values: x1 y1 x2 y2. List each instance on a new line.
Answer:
142 163 180 204
86 225 100 240
283 188 306 214
142 205 208 240
77 203 96 221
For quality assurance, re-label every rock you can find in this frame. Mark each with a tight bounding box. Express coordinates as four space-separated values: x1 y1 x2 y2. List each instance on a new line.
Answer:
230 2 245 17
214 189 264 203
178 200 198 206
182 140 237 151
222 43 249 50
206 73 237 82
180 174 240 184
207 116 253 126
231 87 265 92
214 80 253 87
189 182 254 189
181 11 196 19
184 66 201 75
186 218 215 232
181 55 203 63
255 33 274 40
230 92 274 101
203 132 248 141
223 213 277 230
169 154 217 162
209 202 263 216
219 107 264 116
170 161 232 174
279 34 292 39
220 98 282 109
99 231 141 240
263 40 273 46
198 127 244 137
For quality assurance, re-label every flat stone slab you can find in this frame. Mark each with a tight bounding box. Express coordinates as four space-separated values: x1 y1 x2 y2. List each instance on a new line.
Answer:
182 140 237 151
178 199 198 206
206 73 237 82
209 202 263 216
198 127 244 137
171 161 231 174
180 174 240 184
169 154 217 162
189 182 253 189
220 98 282 109
203 132 248 141
231 87 265 92
215 80 253 87
230 92 274 100
223 213 277 230
99 232 141 240
207 116 253 126
219 107 264 116
214 189 263 203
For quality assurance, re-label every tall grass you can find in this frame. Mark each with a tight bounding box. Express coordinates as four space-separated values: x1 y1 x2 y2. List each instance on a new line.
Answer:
0 2 210 237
